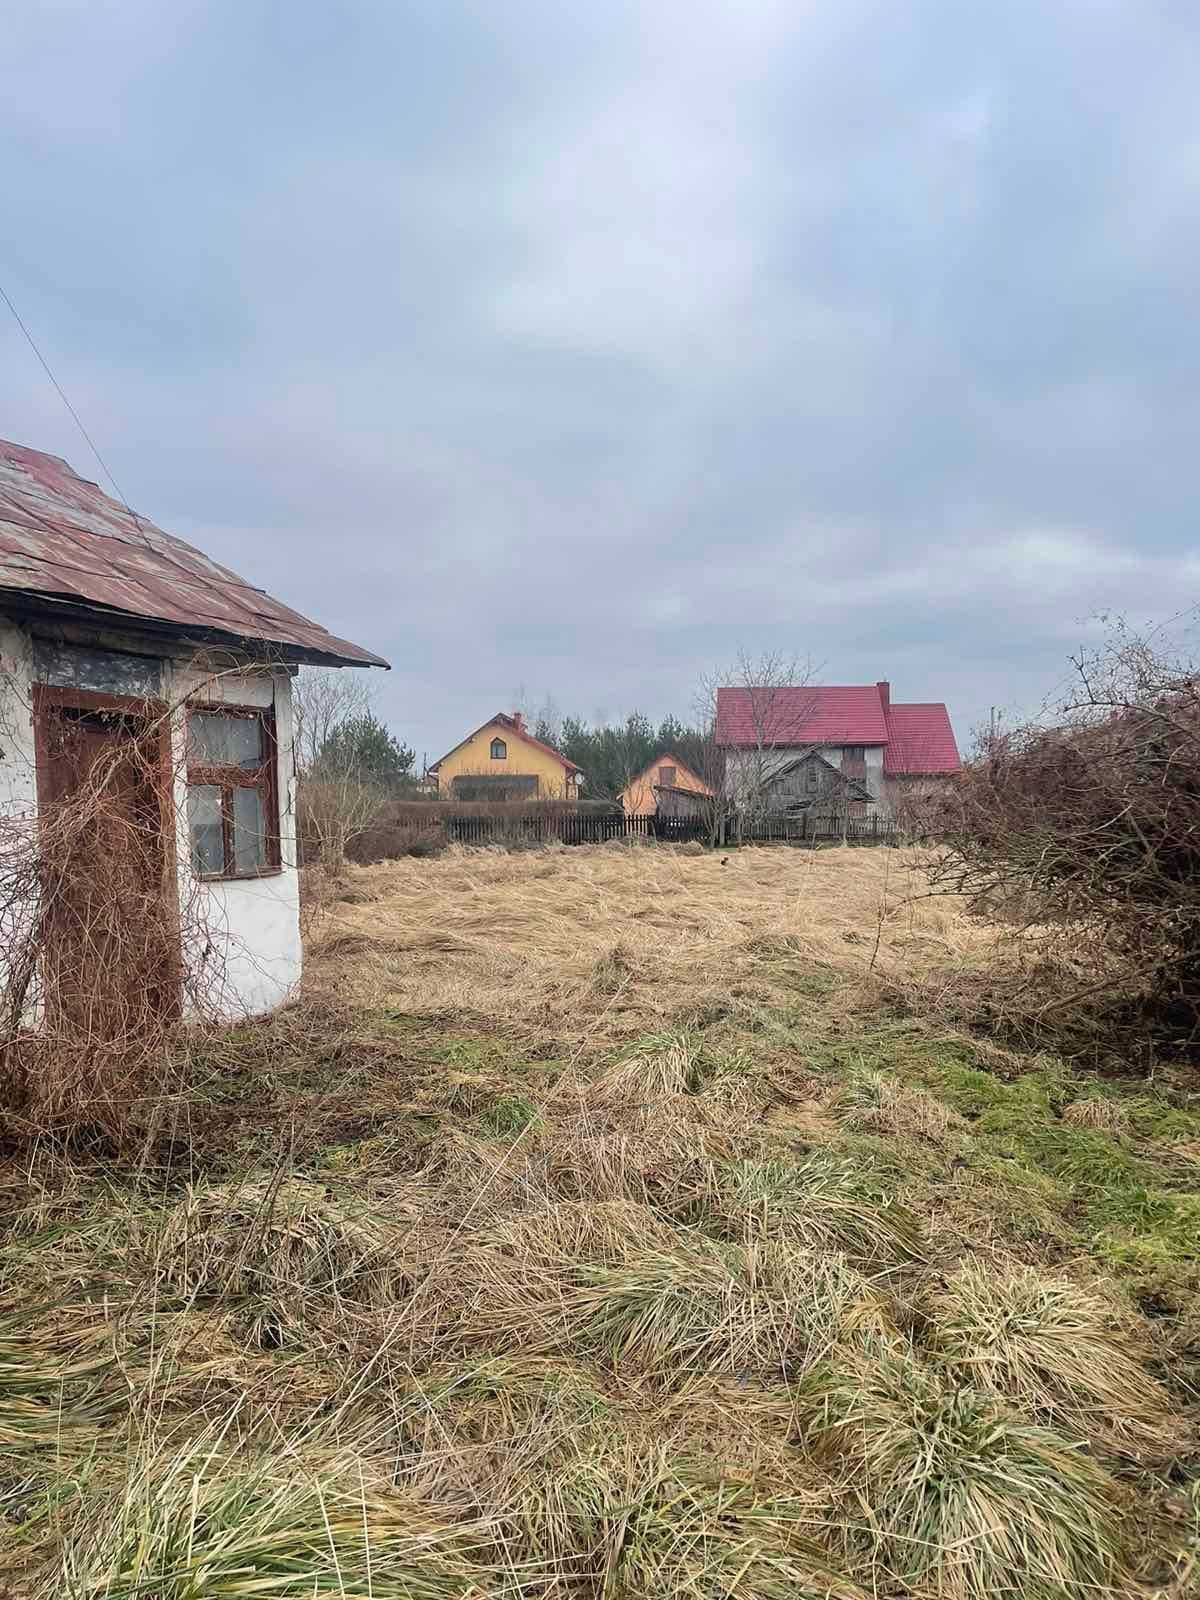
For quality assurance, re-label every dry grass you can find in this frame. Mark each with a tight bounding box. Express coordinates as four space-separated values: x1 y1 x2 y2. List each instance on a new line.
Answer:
309 844 1000 1043
4 842 1198 1597
930 1261 1180 1458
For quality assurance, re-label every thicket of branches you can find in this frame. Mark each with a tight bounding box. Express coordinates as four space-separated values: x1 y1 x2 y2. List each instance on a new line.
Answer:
929 627 1200 1032
0 674 254 1145
294 670 416 864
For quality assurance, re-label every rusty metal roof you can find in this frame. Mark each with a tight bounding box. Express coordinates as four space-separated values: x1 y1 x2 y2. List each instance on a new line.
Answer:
0 439 388 668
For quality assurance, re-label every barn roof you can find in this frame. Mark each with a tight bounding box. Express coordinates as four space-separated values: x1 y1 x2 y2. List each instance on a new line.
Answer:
0 439 387 668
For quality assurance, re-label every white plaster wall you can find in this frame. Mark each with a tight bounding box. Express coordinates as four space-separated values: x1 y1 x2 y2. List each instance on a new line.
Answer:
0 621 39 820
169 661 302 1019
722 740 892 816
864 745 888 816
0 628 304 1023
0 623 41 1010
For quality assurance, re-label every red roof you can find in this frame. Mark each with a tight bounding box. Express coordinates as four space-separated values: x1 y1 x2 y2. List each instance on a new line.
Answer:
716 682 959 776
882 703 960 775
0 439 387 667
716 685 889 747
428 712 581 775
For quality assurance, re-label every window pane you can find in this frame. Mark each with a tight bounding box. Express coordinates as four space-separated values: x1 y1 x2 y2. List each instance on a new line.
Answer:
232 784 267 872
188 784 225 875
190 712 262 769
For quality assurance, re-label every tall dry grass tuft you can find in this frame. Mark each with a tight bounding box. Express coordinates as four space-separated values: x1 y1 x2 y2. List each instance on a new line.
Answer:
800 1346 1131 1600
685 1152 926 1266
587 1030 703 1105
155 1178 410 1329
930 1261 1181 1458
52 1428 495 1599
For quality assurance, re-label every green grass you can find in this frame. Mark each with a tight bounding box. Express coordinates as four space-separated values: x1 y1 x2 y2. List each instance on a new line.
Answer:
477 1093 542 1137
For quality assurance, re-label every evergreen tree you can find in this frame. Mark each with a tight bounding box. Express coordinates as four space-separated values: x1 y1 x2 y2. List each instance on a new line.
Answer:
314 712 415 789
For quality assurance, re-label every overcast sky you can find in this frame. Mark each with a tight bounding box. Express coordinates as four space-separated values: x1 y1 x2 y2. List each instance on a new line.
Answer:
5 0 1199 762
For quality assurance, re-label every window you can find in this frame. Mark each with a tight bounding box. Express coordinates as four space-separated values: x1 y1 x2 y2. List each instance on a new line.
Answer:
659 764 677 788
186 708 278 878
452 774 537 802
490 737 507 760
805 763 820 793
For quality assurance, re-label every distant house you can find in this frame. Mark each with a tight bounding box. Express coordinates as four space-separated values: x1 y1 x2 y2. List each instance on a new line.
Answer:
0 438 386 1025
715 680 959 819
620 753 714 819
427 711 582 802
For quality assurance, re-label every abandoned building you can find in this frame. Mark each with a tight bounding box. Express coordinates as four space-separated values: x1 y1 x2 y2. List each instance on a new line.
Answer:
0 438 387 1021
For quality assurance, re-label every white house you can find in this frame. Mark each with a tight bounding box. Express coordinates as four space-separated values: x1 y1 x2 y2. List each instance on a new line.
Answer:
0 438 386 1024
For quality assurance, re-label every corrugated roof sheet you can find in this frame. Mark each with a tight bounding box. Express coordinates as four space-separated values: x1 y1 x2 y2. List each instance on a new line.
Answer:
716 685 890 747
0 439 388 668
882 703 961 775
716 682 960 776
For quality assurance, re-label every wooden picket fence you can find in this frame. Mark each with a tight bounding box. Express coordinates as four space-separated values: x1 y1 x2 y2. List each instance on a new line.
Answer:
441 809 898 849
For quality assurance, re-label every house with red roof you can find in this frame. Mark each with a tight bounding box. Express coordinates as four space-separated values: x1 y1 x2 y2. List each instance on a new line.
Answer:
427 711 583 802
715 680 959 819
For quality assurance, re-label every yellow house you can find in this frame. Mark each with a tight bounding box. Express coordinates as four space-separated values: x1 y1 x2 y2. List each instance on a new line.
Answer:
428 711 582 802
620 752 714 817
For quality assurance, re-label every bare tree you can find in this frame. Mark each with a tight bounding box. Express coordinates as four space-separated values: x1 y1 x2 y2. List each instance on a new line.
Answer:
695 650 819 841
292 668 381 866
533 693 563 746
292 668 376 777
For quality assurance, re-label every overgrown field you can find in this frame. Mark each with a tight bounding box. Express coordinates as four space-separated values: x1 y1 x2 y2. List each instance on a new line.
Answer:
3 844 1199 1597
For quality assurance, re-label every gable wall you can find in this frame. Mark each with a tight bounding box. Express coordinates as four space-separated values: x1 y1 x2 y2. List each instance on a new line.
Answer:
435 720 574 800
621 755 709 816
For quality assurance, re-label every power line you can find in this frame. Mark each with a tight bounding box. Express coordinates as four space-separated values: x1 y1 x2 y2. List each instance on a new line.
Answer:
0 279 144 531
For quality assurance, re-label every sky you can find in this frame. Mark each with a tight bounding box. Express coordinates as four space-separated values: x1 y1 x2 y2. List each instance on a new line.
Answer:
4 0 1200 765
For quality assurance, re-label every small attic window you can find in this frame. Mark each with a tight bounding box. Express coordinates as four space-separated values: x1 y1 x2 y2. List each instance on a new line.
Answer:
490 737 507 760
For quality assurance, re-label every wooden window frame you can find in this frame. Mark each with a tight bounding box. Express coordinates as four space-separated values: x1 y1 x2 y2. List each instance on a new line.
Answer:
187 703 282 880
490 737 507 760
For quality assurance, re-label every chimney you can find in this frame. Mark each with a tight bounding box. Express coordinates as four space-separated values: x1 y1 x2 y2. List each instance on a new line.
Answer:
512 710 525 731
876 680 890 713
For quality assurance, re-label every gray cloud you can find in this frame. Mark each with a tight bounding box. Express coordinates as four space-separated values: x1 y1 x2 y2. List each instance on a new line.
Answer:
4 0 1200 760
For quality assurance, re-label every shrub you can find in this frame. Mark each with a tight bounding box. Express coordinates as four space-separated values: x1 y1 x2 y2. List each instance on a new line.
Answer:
928 627 1200 1033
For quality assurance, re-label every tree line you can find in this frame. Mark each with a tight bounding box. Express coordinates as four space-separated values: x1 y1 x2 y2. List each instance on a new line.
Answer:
531 709 710 801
